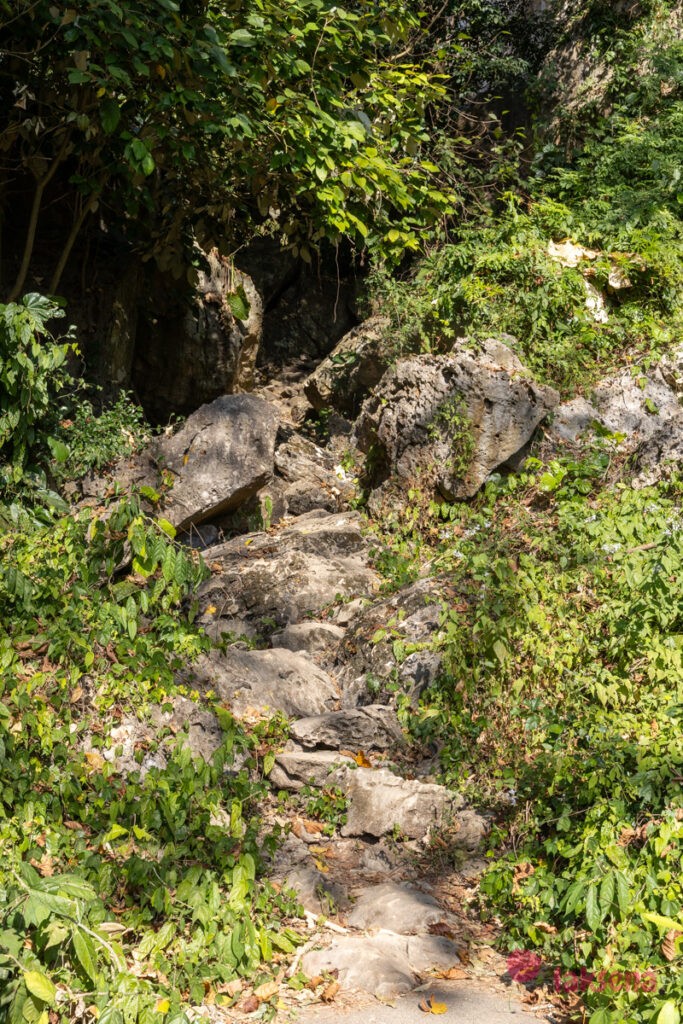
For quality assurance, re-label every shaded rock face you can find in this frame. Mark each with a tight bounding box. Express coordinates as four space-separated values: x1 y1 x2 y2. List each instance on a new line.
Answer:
196 510 378 637
304 316 391 417
134 250 263 421
355 339 559 499
81 394 280 532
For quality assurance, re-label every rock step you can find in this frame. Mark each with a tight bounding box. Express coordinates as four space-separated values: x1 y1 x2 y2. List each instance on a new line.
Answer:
289 706 404 752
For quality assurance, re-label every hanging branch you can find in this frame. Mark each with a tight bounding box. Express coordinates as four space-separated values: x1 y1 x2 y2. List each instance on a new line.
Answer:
7 131 71 303
49 188 100 295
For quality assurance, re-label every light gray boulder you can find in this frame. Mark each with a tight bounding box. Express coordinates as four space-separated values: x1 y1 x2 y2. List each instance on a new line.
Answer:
289 707 403 752
347 882 458 935
302 932 461 999
274 621 346 658
269 750 355 791
355 339 559 499
339 767 464 840
81 394 279 531
180 647 338 718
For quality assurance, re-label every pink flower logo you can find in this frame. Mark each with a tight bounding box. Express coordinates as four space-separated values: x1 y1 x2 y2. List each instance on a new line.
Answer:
507 950 544 983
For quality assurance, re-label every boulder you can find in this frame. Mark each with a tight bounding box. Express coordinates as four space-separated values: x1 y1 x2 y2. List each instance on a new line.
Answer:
197 510 378 636
269 749 355 791
347 882 458 935
355 339 559 499
302 932 462 999
179 647 338 718
289 707 403 752
81 394 279 531
548 349 683 447
259 434 356 520
339 767 464 840
274 621 346 658
304 316 391 416
134 250 263 420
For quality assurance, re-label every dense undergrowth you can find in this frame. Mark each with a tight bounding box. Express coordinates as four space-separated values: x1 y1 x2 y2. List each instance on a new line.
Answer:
368 4 683 396
0 300 300 1022
370 447 683 1024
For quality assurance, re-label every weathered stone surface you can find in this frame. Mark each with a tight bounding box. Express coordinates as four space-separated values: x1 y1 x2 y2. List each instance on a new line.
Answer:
355 340 559 499
134 251 263 420
180 647 338 718
274 621 346 658
289 707 403 752
548 351 683 447
81 394 279 531
270 835 349 915
302 932 461 998
157 395 279 529
347 883 458 935
304 317 391 416
339 768 464 840
197 510 378 635
269 749 355 791
271 434 356 516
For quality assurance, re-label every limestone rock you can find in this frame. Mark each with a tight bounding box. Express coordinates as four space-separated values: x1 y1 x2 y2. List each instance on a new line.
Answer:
347 882 458 935
289 707 403 752
135 251 263 420
81 394 279 532
302 932 461 999
197 510 378 635
304 316 391 417
355 340 559 499
180 647 338 718
339 768 464 840
269 749 355 791
270 434 356 517
274 621 346 658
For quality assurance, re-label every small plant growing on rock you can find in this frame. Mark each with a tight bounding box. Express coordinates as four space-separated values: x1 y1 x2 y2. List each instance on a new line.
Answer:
427 395 475 481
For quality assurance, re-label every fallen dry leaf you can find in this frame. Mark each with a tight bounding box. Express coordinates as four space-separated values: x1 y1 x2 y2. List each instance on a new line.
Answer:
419 994 447 1014
254 980 279 1001
434 966 469 981
429 922 456 939
321 980 340 1003
354 751 372 768
84 751 105 772
662 930 678 962
70 686 84 703
30 852 54 877
306 976 324 990
313 858 330 873
237 994 260 1014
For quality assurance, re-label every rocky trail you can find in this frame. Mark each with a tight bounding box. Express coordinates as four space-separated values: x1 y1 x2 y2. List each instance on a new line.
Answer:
78 313 683 1022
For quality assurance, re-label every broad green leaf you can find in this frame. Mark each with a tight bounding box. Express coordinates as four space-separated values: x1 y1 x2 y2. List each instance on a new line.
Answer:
657 1003 681 1024
72 926 98 982
226 285 251 321
23 971 56 1005
585 884 601 932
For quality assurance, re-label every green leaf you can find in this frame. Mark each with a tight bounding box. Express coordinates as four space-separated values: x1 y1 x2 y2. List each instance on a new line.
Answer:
72 926 98 982
642 912 683 933
657 1003 681 1024
226 285 251 321
23 971 56 1006
585 883 601 932
100 99 121 134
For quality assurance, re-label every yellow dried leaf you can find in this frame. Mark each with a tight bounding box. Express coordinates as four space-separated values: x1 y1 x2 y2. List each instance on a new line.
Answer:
155 999 170 1014
205 605 217 615
419 994 448 1014
85 751 105 771
313 858 330 873
70 686 84 703
354 751 372 767
254 980 279 1001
